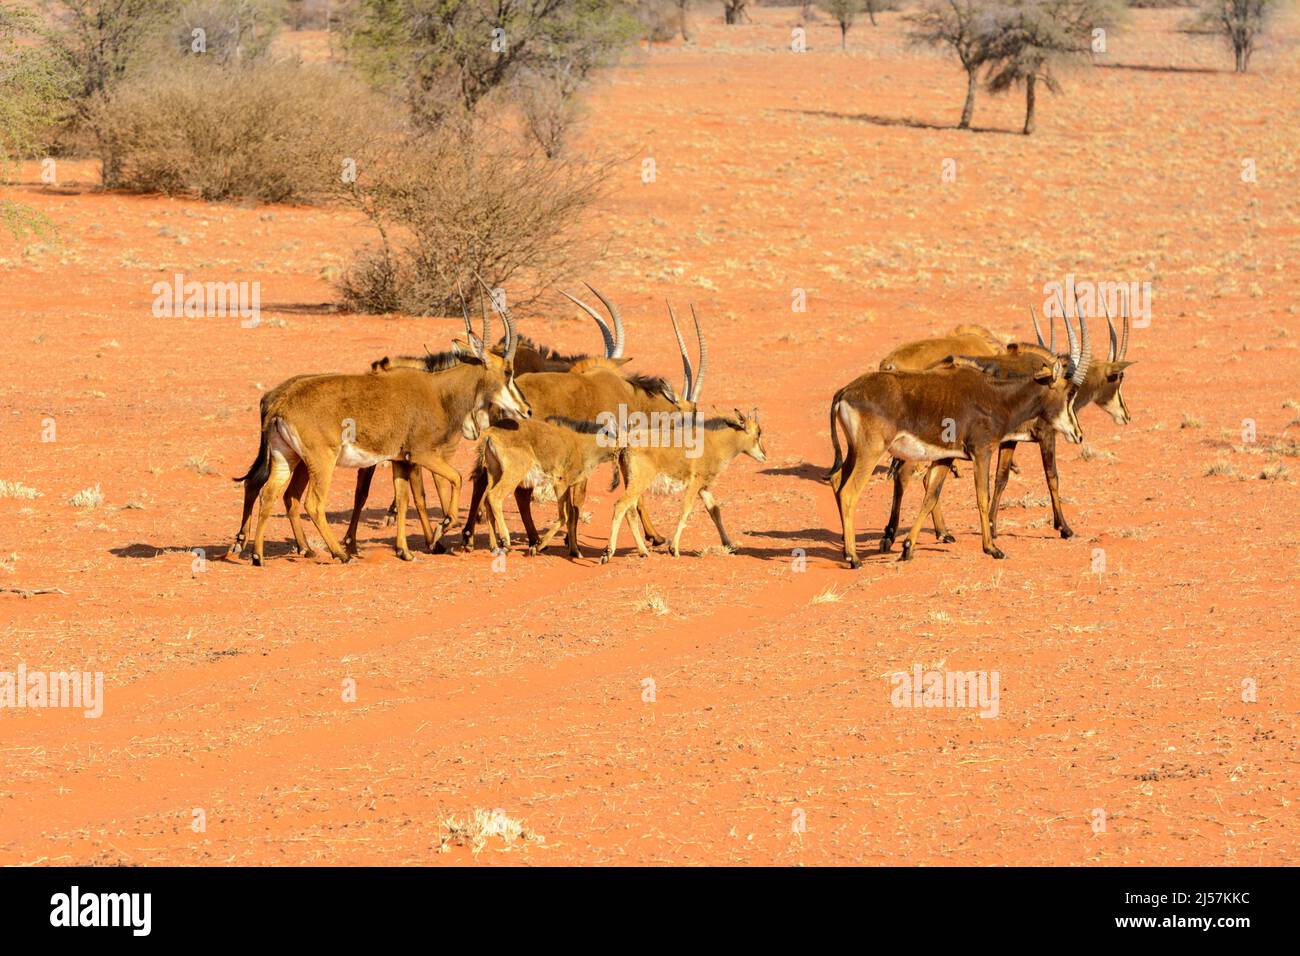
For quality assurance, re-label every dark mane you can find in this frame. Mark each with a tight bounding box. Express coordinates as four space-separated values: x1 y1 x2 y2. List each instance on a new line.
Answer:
390 351 461 373
703 416 744 431
625 373 676 402
546 415 613 435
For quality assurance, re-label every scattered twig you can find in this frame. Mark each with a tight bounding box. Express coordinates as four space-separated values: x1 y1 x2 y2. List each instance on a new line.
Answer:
0 586 67 598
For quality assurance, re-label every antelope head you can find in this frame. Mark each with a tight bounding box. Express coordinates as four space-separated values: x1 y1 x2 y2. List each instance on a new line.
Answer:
1095 289 1136 425
731 407 767 463
463 277 531 431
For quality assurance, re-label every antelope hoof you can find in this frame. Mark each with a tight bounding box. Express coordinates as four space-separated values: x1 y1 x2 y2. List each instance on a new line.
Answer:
599 551 612 565
1058 526 1074 540
527 544 540 556
899 542 914 562
879 536 894 554
847 555 862 570
251 553 264 567
940 533 956 544
333 551 351 564
396 548 414 562
383 513 397 528
669 547 680 558
986 546 1007 560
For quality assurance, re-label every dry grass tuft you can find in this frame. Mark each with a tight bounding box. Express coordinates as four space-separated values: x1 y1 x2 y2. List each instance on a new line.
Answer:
631 587 670 616
0 480 41 500
69 486 104 509
810 586 843 605
438 809 543 855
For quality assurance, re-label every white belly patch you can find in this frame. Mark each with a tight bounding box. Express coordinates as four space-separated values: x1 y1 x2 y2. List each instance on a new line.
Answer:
521 463 558 502
887 431 969 462
337 443 387 468
649 473 688 496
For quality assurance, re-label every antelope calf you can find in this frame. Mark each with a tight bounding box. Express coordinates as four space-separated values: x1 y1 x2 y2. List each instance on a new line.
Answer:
600 305 766 561
828 336 1086 567
476 417 621 557
602 408 766 562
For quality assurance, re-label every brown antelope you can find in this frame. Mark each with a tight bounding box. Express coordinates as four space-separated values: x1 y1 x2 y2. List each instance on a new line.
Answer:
828 314 1089 567
866 325 1009 550
461 300 701 553
601 306 767 562
354 282 626 548
985 293 1136 539
245 312 529 565
476 416 621 557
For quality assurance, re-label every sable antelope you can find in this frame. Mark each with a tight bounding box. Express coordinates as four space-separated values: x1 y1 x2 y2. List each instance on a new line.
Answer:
356 282 627 548
985 293 1136 539
244 313 529 565
229 372 325 560
461 299 701 553
870 325 1009 548
601 307 767 562
476 417 621 557
828 316 1089 567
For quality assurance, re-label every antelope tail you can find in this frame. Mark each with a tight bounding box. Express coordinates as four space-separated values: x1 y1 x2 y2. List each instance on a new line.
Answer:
233 423 272 489
826 389 846 485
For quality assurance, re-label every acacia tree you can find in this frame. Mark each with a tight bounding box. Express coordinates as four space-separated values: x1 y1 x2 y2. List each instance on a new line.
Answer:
345 0 638 129
1197 0 1285 72
819 0 863 48
905 0 995 129
41 1 180 185
723 0 750 24
981 0 1121 135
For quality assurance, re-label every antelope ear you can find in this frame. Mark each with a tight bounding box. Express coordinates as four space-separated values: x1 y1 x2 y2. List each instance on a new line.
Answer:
1110 360 1135 372
733 407 746 426
750 407 760 424
377 356 393 372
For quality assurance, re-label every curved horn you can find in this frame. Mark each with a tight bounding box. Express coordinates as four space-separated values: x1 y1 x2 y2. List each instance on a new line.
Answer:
1029 304 1047 348
666 301 693 402
1058 288 1079 377
1071 289 1091 386
585 284 624 358
1119 286 1131 360
688 304 707 402
558 289 615 358
457 279 483 358
1101 294 1118 362
475 272 517 362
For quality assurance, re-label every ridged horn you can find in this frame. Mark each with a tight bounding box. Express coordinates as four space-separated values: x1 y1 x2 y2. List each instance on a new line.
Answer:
558 289 615 358
667 301 692 402
584 284 624 359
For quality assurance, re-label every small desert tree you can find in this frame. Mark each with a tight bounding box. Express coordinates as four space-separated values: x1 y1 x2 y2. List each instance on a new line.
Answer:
863 0 901 25
41 0 181 185
1 7 71 238
1196 0 1284 72
906 0 996 129
819 0 863 47
981 0 1122 135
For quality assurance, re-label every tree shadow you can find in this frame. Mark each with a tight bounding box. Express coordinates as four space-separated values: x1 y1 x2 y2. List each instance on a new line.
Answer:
779 108 1019 135
265 302 351 316
1096 63 1223 75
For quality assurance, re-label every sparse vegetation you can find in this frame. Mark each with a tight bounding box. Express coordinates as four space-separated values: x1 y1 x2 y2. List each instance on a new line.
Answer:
0 480 41 499
338 124 610 314
1204 459 1237 476
69 485 104 509
1194 0 1288 72
811 585 844 603
631 587 670 615
438 808 543 854
84 60 388 203
1180 412 1203 429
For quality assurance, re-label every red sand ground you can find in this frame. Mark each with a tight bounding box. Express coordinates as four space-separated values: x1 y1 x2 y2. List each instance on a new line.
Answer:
1 10 1297 865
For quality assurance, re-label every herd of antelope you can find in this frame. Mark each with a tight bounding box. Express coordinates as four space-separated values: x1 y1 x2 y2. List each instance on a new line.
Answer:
226 279 1134 570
